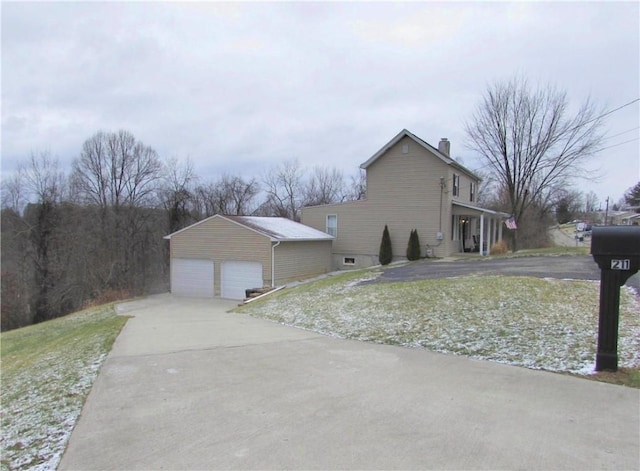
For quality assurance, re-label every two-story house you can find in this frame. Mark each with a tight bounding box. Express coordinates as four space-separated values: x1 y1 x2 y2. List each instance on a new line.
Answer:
302 129 508 269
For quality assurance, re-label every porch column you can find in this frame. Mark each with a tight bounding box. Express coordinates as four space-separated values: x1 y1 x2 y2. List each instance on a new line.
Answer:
492 217 498 249
498 219 503 242
480 213 485 256
489 217 498 256
487 216 491 255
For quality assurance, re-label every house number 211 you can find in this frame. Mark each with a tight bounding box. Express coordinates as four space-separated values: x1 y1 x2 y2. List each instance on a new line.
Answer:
611 259 631 270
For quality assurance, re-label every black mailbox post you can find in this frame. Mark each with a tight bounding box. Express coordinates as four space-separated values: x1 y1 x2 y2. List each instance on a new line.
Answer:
590 226 640 371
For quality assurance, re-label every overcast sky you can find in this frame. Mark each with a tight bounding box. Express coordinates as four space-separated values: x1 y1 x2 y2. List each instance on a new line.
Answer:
2 1 639 206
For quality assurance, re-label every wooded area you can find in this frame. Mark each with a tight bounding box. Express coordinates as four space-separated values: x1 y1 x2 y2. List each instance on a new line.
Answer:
1 130 365 331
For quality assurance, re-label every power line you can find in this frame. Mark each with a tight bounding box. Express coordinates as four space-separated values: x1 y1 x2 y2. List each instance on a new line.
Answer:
563 98 639 135
597 137 639 152
603 126 640 141
592 98 640 123
469 98 640 173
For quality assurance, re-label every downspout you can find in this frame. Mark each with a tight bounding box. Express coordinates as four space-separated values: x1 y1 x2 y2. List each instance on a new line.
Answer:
271 241 281 288
439 177 445 232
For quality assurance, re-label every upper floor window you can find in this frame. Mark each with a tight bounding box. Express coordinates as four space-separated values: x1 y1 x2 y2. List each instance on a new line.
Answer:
453 174 460 197
326 214 337 237
470 182 476 202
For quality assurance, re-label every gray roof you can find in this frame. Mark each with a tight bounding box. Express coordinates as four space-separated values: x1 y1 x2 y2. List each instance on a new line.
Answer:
224 216 334 241
164 215 334 242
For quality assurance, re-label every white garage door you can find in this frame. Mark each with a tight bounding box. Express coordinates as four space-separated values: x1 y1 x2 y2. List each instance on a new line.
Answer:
222 261 263 300
171 259 214 298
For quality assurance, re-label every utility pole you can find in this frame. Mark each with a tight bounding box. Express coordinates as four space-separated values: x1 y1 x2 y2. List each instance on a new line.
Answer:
604 197 609 225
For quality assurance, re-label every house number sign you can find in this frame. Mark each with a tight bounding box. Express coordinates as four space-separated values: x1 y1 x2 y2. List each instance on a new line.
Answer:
611 259 631 270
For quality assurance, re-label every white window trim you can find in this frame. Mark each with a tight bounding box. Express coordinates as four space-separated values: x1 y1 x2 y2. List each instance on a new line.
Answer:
326 214 337 237
343 257 356 265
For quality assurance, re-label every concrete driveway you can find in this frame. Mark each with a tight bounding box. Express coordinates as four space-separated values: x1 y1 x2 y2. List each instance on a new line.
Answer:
60 294 639 470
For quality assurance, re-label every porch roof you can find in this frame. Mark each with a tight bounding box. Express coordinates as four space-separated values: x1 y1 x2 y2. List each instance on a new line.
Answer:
452 201 510 218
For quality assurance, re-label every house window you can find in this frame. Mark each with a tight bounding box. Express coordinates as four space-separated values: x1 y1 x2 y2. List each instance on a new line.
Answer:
343 257 355 265
326 214 337 237
470 182 475 202
453 174 460 196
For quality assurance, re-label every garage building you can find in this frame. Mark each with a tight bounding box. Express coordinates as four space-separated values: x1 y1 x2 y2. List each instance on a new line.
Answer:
164 215 334 300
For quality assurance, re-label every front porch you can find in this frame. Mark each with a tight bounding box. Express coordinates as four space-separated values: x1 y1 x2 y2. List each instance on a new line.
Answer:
451 202 509 256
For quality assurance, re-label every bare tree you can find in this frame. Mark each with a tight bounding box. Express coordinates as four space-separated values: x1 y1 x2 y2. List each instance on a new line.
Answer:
1 172 26 213
193 182 218 218
1 207 31 330
303 166 345 206
21 152 67 323
584 191 600 213
345 168 367 201
193 175 260 218
71 130 163 292
262 158 305 220
217 174 260 215
72 130 162 209
465 76 605 250
160 157 198 233
554 190 584 224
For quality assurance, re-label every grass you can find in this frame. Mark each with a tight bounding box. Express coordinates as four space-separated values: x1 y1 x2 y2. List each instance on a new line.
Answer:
507 246 590 256
1 305 128 471
238 270 640 386
576 368 640 388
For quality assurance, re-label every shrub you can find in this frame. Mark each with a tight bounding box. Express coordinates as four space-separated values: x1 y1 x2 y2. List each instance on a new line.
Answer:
490 239 509 255
406 229 421 261
379 224 393 265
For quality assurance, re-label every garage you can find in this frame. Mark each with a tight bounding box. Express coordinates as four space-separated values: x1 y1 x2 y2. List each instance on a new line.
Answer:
222 261 263 300
171 258 214 298
164 215 334 299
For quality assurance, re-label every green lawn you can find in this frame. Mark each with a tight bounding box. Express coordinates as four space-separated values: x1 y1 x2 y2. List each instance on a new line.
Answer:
1 305 128 471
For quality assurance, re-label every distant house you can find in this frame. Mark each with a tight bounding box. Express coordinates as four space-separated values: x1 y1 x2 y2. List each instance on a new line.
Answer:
608 207 640 225
302 129 508 269
164 215 333 299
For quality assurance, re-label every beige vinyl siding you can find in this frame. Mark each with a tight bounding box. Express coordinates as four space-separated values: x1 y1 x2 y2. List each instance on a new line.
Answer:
366 136 452 258
302 136 484 267
303 137 455 263
303 200 373 255
450 170 478 204
274 240 333 285
170 217 272 296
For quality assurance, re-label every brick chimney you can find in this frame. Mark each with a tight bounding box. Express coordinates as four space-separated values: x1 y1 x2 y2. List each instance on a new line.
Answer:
438 138 450 156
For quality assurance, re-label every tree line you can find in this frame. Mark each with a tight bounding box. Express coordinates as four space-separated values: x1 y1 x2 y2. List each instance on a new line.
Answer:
1 130 366 331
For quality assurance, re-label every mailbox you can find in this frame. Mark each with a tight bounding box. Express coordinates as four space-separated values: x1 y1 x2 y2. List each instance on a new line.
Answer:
590 226 640 371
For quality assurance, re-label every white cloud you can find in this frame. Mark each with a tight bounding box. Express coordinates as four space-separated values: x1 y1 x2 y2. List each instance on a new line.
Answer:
1 1 638 203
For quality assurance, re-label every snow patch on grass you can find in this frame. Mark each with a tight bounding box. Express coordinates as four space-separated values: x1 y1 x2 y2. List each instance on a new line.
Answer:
1 306 127 471
240 275 640 374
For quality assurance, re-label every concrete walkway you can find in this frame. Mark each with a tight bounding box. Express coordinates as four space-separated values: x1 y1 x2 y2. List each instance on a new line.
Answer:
60 294 639 470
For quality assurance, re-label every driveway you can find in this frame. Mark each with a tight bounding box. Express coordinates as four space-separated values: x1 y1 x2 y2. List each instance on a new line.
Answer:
59 294 639 470
364 254 640 293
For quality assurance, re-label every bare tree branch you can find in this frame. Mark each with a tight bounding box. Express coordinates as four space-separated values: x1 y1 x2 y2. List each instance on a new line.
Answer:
465 76 606 250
